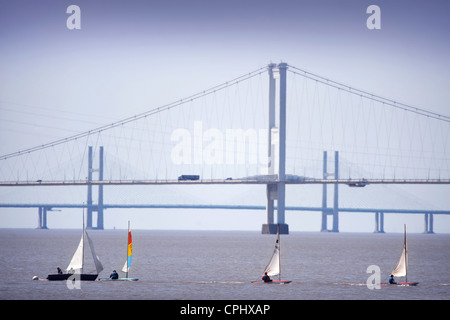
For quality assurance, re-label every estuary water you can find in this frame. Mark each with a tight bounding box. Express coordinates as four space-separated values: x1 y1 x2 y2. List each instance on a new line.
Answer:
0 228 449 301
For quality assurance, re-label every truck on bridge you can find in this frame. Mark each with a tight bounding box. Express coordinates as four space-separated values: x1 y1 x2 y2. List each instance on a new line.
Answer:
178 175 200 181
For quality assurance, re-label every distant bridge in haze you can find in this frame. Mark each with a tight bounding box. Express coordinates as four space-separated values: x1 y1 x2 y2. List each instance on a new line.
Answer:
0 202 447 234
1 148 447 233
1 63 449 233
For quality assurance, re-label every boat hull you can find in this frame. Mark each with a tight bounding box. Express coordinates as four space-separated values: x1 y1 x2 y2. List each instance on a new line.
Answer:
251 280 291 284
381 281 419 286
47 274 98 281
98 278 138 281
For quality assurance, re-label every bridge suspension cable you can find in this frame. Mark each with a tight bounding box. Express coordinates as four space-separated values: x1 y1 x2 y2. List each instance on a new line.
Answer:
287 64 450 123
0 66 268 161
2 63 449 183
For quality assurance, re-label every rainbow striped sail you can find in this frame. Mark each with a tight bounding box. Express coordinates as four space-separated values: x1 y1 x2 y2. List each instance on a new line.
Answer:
122 221 132 277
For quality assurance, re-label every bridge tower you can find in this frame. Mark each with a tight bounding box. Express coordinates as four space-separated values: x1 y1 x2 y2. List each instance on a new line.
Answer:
86 146 104 229
262 63 289 234
321 151 340 232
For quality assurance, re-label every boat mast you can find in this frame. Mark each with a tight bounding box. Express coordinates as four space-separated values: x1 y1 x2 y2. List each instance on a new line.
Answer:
82 205 85 275
125 220 130 278
404 224 407 283
277 224 281 280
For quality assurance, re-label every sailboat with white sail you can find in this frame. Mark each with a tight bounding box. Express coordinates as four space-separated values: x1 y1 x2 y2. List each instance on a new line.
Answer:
252 224 291 284
383 224 419 286
99 221 138 281
47 209 103 281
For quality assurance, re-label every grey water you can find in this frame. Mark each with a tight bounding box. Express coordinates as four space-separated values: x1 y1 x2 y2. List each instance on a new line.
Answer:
0 228 449 300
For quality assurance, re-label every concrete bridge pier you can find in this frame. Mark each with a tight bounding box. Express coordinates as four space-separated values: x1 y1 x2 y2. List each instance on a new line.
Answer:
374 211 385 233
36 206 49 229
424 213 434 234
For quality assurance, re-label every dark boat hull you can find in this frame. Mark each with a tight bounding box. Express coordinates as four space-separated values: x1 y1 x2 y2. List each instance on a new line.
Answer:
251 280 292 284
47 274 98 281
381 281 419 286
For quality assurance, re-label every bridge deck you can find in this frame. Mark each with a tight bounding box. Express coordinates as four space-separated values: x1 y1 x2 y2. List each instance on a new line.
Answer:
0 178 449 187
1 203 449 215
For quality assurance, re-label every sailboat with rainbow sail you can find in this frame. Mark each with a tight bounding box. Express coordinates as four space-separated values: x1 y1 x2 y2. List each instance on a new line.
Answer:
100 221 138 281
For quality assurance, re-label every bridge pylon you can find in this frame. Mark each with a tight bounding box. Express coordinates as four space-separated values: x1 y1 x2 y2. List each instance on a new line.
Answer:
86 146 104 230
321 151 340 232
262 63 289 234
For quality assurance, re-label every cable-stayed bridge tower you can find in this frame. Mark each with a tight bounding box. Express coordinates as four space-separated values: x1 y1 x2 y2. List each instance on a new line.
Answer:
86 146 104 230
262 63 289 234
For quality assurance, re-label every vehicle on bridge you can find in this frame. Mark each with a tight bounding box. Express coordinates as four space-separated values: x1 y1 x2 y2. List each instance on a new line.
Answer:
178 175 200 181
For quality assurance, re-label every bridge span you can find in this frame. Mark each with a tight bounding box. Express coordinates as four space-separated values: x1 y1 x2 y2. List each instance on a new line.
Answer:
1 63 449 234
1 202 447 234
1 178 450 187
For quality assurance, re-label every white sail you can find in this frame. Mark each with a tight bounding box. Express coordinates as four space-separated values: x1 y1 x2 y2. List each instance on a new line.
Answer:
391 246 407 277
391 224 408 279
122 260 128 273
66 230 103 274
86 230 104 274
66 235 84 272
263 237 280 277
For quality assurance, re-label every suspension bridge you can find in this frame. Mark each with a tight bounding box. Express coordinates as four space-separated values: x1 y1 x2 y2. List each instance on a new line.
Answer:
1 62 449 233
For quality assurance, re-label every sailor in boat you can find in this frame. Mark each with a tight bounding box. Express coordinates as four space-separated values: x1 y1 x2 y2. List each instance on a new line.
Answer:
262 272 272 282
388 274 397 284
110 270 119 280
57 267 63 275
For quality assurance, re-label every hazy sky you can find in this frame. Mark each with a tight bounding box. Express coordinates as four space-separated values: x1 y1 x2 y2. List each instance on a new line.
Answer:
0 0 449 232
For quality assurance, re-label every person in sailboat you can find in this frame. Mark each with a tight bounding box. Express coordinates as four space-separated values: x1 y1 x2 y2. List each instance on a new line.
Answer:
388 274 397 284
110 270 119 280
57 267 63 275
262 272 272 282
